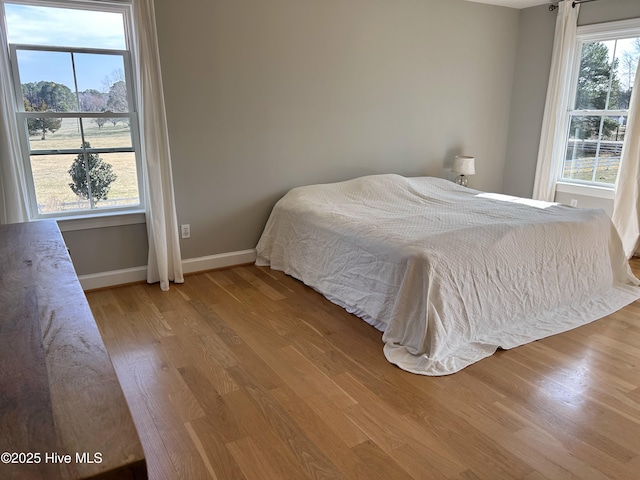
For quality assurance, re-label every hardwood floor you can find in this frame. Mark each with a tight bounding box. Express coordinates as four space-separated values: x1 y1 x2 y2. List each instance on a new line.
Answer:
87 260 640 480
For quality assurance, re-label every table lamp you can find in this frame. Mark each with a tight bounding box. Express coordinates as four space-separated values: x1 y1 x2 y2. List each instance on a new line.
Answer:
452 155 475 187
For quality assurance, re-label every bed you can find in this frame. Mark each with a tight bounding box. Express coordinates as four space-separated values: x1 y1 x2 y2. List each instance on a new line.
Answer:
255 174 640 375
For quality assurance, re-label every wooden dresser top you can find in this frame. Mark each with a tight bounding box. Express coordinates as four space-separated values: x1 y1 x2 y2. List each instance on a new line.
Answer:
0 220 146 479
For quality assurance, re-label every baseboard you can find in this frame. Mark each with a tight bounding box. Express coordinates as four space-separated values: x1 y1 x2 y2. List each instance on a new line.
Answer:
182 249 257 274
78 249 257 291
78 266 148 291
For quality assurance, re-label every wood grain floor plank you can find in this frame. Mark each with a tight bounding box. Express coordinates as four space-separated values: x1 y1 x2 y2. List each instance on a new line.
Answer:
219 389 325 480
183 421 220 480
228 341 286 390
168 385 206 423
350 440 416 480
303 393 369 447
469 360 637 465
226 436 290 480
227 365 347 480
270 385 403 480
389 443 466 480
178 365 243 443
335 373 467 477
512 426 623 480
274 344 357 407
185 418 247 480
234 265 287 302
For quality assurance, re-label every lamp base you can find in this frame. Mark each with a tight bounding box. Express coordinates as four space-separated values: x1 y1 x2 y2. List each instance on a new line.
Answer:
454 174 468 187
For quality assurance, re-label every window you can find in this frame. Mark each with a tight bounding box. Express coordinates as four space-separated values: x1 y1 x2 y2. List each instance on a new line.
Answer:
2 1 143 218
558 20 640 190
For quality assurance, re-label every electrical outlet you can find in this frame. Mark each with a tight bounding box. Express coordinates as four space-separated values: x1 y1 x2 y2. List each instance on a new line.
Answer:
181 224 190 239
570 199 578 207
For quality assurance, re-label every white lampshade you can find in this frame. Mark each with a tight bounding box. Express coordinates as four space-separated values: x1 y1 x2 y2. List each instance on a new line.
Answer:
453 156 475 176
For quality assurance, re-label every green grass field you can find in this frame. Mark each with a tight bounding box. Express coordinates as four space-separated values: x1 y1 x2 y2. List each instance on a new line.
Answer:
562 156 619 185
29 118 140 213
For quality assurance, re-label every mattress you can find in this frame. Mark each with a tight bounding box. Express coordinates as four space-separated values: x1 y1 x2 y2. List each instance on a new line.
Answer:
255 174 640 375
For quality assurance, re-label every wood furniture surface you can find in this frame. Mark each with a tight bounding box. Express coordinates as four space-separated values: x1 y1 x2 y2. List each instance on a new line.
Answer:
0 220 146 480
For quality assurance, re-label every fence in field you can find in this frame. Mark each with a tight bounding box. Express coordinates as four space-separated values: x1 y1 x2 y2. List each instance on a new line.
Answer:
563 139 623 182
38 196 140 214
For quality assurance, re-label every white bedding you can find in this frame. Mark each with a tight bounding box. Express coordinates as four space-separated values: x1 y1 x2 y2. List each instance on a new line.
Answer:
255 174 640 375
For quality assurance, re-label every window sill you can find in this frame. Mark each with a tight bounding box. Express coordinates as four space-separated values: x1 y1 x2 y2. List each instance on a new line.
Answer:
555 181 615 200
56 209 146 232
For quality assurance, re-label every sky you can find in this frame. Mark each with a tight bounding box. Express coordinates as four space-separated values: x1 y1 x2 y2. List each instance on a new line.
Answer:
5 3 127 92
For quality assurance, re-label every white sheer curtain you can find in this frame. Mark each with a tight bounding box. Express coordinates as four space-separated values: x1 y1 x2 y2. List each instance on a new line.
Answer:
0 4 29 225
532 2 580 201
612 60 640 259
132 0 184 290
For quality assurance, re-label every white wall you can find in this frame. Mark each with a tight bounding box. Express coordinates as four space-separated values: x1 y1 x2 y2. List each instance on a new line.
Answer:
155 0 519 260
502 4 555 199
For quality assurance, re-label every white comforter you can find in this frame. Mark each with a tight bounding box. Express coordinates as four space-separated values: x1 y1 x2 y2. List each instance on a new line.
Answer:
255 174 640 375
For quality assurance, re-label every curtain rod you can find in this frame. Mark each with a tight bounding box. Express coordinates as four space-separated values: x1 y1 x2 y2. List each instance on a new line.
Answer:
549 0 600 12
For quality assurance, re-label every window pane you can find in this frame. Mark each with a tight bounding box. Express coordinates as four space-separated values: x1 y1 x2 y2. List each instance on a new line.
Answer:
31 154 91 214
26 117 133 152
575 38 640 111
5 4 126 50
16 51 129 114
25 116 78 149
562 115 625 185
575 41 616 110
31 150 139 214
613 37 640 109
95 153 140 209
18 50 77 112
83 118 133 149
75 53 128 112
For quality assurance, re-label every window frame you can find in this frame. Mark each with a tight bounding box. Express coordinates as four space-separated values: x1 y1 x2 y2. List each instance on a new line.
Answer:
3 0 145 223
555 18 640 195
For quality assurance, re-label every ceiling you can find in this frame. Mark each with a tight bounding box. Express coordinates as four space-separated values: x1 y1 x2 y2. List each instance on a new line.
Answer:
465 0 552 8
